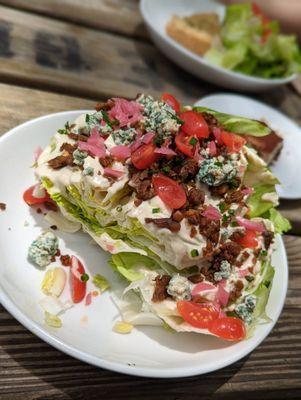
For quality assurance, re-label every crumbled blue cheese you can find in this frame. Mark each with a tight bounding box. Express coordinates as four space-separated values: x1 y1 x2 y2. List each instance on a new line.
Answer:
137 94 181 137
167 274 191 301
85 111 112 135
73 149 88 166
214 260 231 281
28 231 58 267
112 128 136 145
83 167 94 176
197 157 238 186
235 294 257 324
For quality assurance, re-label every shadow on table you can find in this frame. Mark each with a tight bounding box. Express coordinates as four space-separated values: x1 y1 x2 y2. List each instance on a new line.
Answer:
2 332 249 400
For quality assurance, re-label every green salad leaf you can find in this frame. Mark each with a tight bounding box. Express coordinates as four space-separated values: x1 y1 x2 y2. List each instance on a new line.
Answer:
205 3 301 78
263 208 291 234
247 184 276 217
193 106 271 136
109 253 157 282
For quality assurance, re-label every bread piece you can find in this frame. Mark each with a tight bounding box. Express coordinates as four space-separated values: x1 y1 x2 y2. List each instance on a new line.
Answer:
166 13 220 56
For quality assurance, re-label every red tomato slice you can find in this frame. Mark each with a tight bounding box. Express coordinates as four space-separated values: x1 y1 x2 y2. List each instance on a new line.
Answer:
161 93 180 113
23 184 51 206
70 256 87 303
131 142 158 170
220 131 246 153
179 111 209 139
177 300 219 329
235 229 258 249
209 317 246 341
175 130 195 157
152 173 187 209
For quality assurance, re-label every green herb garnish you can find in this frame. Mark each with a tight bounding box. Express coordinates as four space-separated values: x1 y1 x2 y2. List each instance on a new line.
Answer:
162 166 170 174
81 273 89 282
152 208 160 214
189 137 198 146
190 249 199 257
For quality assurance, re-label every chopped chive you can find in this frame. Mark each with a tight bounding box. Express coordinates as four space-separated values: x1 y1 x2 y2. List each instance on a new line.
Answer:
57 129 68 135
215 161 223 167
222 215 228 223
85 114 90 123
219 203 227 213
260 250 268 257
189 137 198 146
101 110 113 127
162 166 170 173
81 273 89 282
153 136 164 146
152 208 160 214
230 221 238 227
190 249 199 257
228 209 235 215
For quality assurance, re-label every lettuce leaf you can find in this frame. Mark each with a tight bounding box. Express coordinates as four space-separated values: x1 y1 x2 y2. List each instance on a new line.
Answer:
205 3 301 78
263 208 291 234
109 253 158 282
193 107 271 137
247 184 277 218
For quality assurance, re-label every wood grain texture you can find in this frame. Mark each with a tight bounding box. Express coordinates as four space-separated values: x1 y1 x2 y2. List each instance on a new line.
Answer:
0 5 212 103
0 83 95 135
0 235 300 400
0 0 146 38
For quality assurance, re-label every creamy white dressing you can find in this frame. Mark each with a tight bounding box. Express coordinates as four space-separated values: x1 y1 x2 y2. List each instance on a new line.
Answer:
262 192 279 206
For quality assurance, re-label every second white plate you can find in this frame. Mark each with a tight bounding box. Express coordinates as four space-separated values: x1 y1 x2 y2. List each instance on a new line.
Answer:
195 94 301 199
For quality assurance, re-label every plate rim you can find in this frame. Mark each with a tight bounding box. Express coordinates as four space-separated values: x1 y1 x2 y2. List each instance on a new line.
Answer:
140 0 296 85
0 111 289 378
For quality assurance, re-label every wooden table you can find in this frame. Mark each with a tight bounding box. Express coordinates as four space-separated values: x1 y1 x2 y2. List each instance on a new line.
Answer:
0 2 300 399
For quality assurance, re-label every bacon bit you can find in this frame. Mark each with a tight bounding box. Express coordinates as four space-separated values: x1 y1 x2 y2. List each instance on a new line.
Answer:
92 290 99 297
0 202 6 211
103 167 124 179
110 145 131 161
108 98 143 127
188 274 204 283
95 102 110 111
78 127 106 158
152 275 171 302
172 210 184 222
134 198 143 207
154 146 177 156
142 132 155 144
60 143 77 153
34 146 43 162
60 254 71 266
202 205 221 220
48 153 74 169
208 141 217 156
36 208 42 214
50 225 57 230
68 132 88 142
85 292 92 306
190 226 197 238
145 217 181 233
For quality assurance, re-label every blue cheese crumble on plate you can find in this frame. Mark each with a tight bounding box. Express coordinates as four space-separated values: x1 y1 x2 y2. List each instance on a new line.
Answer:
28 231 59 267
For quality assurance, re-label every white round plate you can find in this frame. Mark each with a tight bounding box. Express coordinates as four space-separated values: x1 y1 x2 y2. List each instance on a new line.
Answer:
194 94 301 199
140 0 296 92
0 112 288 378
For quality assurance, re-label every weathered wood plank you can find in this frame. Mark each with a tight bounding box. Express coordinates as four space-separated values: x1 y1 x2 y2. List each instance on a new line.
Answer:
0 235 300 399
0 5 211 104
0 83 95 135
0 0 146 39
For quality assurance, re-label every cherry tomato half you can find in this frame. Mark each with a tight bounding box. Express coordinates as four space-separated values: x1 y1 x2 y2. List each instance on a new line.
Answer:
152 173 187 209
70 256 87 303
131 142 158 170
209 317 246 341
220 131 246 153
161 93 180 113
177 300 219 329
23 184 51 206
179 111 209 139
175 130 195 157
235 229 258 249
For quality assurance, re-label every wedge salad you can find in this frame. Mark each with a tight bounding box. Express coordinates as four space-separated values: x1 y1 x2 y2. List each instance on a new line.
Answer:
24 93 290 341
